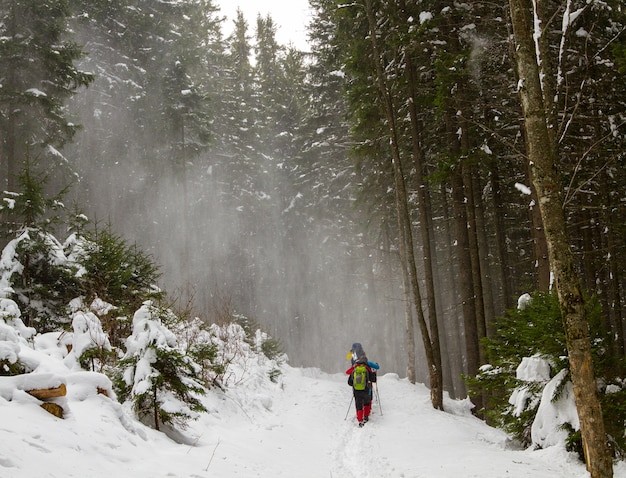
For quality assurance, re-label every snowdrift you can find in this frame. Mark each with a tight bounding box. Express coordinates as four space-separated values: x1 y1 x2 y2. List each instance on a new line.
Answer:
3 338 622 477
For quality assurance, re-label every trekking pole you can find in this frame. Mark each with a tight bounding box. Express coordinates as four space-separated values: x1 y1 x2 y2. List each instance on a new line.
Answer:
375 382 383 415
344 396 354 420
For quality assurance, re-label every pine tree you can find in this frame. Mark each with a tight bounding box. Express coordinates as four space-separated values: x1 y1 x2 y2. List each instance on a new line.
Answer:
0 0 93 191
68 297 114 372
115 301 207 431
68 225 162 348
0 163 81 329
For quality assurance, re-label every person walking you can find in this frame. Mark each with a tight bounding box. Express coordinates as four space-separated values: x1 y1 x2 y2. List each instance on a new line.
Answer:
346 343 379 427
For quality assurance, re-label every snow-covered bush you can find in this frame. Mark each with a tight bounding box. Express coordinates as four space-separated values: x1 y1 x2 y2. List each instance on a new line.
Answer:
0 298 36 375
233 313 285 382
65 226 162 349
1 179 286 434
467 292 624 456
66 297 114 372
0 172 83 331
114 301 207 431
169 316 224 389
0 229 81 331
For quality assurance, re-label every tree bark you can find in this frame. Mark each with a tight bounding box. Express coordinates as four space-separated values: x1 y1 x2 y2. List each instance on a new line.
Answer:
526 160 551 290
450 164 480 384
27 384 67 400
508 0 613 475
471 173 496 338
363 0 443 408
398 0 443 410
461 158 487 365
489 162 513 311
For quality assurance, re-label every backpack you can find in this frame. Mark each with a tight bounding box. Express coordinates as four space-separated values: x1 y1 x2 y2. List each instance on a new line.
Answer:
352 363 369 391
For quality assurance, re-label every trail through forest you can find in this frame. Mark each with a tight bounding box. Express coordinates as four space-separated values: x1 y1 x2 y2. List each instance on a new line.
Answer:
3 363 618 477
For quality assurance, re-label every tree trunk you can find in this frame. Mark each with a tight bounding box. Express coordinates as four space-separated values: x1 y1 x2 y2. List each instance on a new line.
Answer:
471 173 496 338
398 0 443 410
4 5 21 192
489 161 513 311
440 184 467 398
450 165 480 385
363 0 443 408
527 162 551 291
461 158 487 365
602 184 624 362
508 0 613 475
27 383 67 400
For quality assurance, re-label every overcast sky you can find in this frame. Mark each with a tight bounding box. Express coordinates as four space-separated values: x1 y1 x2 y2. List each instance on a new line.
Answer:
218 0 312 51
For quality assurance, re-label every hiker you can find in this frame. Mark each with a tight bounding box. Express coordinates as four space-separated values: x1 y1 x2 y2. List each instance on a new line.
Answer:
347 342 380 394
346 343 379 427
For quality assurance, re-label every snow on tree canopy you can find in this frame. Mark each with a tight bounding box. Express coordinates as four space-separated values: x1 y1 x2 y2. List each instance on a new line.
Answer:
0 230 74 289
122 301 178 393
63 233 89 278
531 369 579 448
509 355 551 417
0 298 34 337
517 293 532 309
127 301 177 353
0 237 25 297
516 355 551 382
0 298 36 365
69 298 112 362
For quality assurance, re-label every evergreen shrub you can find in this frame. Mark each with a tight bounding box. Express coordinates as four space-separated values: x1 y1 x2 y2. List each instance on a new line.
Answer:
467 291 626 457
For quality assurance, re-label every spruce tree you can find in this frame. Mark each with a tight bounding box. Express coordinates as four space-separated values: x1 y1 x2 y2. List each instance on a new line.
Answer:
0 0 93 191
115 301 207 431
0 164 80 330
69 225 162 349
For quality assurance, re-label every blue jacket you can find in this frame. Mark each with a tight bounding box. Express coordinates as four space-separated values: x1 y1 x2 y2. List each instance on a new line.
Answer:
366 360 380 370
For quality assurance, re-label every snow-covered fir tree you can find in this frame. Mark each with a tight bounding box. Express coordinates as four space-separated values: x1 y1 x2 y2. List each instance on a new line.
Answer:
116 301 207 431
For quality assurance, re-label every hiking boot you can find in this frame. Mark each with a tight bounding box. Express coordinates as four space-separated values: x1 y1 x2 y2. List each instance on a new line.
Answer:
358 421 365 428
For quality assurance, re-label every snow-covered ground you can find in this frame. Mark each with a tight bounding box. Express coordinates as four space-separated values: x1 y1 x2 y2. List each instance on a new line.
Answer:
3 355 625 478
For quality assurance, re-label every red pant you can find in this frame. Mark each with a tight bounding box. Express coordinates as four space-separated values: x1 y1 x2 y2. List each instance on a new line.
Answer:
354 389 371 421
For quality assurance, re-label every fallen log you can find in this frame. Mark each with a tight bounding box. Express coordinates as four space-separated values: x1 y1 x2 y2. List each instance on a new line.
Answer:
27 383 67 400
40 402 64 419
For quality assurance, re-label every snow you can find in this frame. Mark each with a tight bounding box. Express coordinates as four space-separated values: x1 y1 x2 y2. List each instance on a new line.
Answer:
515 182 532 195
25 88 47 97
2 336 625 477
0 281 623 477
509 355 550 418
518 292 533 309
419 11 433 24
532 369 580 448
517 355 552 382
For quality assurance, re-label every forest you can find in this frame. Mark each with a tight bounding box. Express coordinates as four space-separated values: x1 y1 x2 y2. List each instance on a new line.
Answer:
1 0 626 474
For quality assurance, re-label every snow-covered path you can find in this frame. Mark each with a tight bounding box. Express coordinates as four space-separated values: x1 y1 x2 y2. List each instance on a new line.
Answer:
183 367 599 478
2 364 624 477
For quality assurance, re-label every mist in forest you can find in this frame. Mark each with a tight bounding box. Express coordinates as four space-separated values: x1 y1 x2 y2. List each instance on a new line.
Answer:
61 35 412 377
52 0 477 382
70 135 409 375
